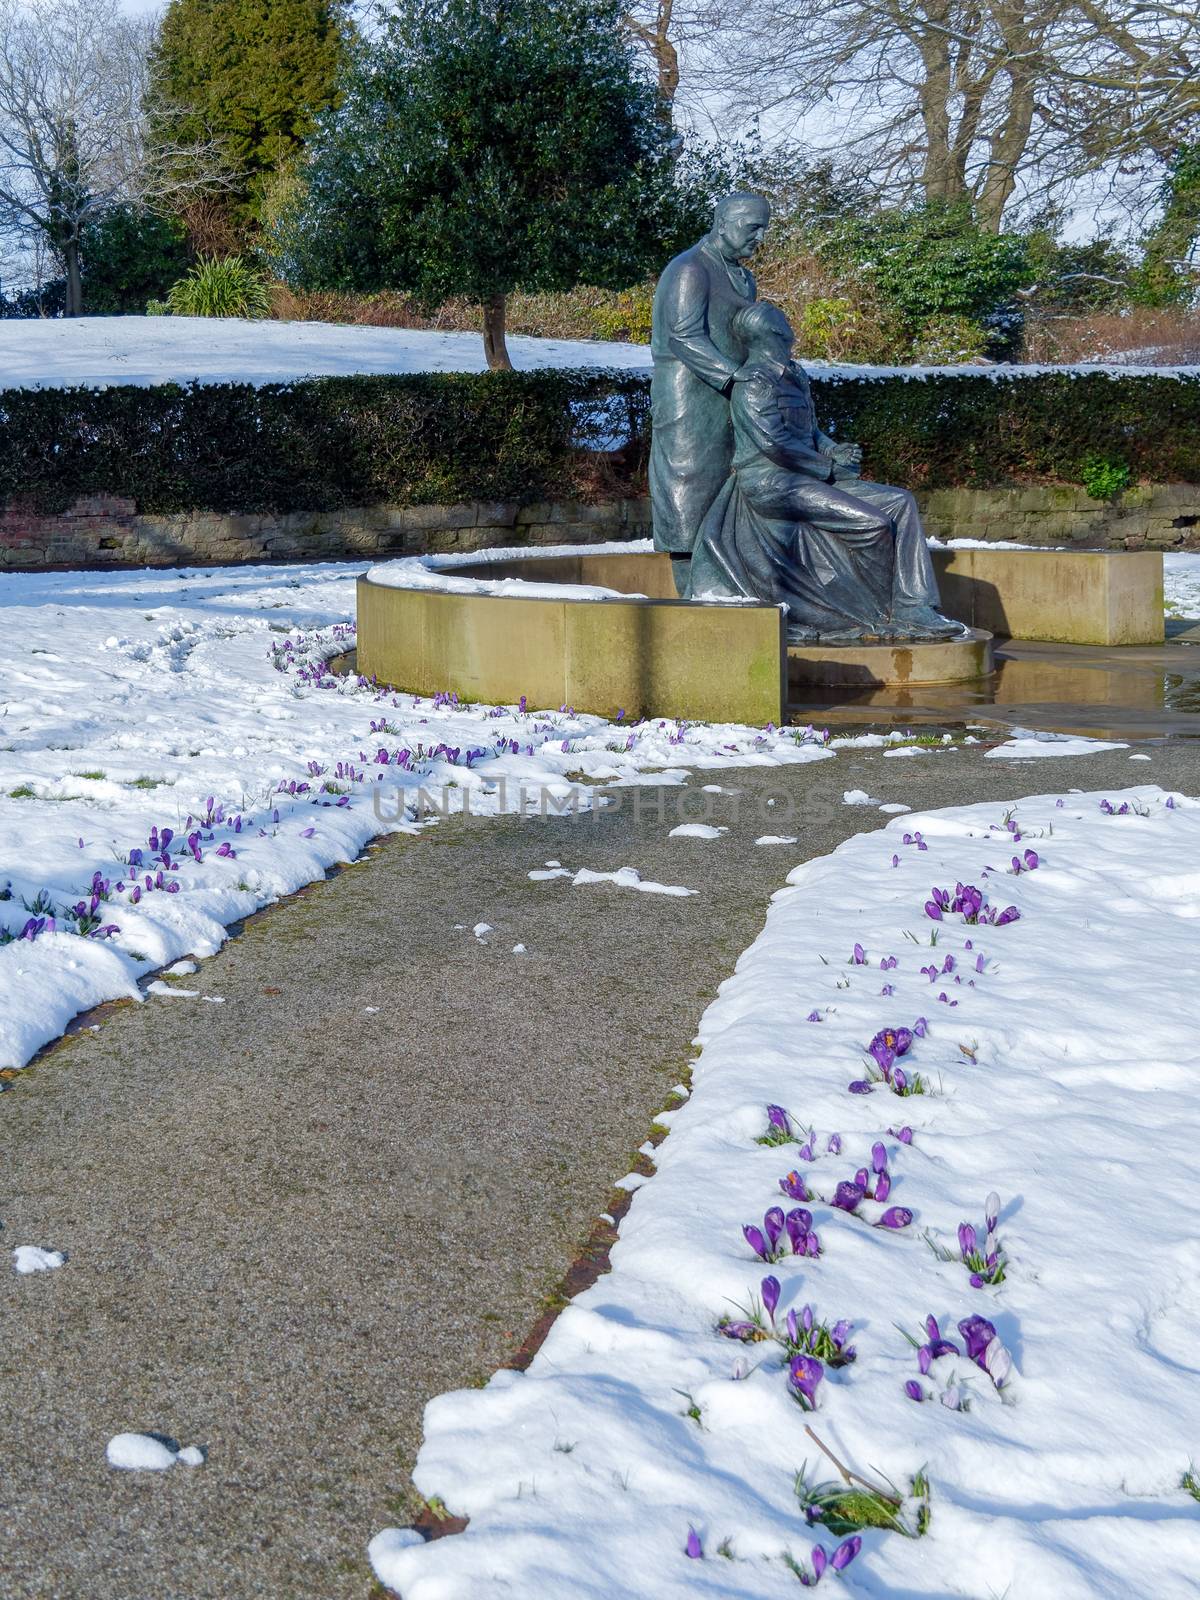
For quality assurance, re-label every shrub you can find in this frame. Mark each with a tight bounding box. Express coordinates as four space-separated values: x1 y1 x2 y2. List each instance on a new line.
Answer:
1080 454 1133 501
908 314 989 365
0 368 1194 517
166 255 272 319
81 207 194 315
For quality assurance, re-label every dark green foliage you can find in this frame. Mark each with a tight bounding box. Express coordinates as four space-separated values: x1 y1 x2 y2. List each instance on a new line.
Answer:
1135 147 1200 308
1023 234 1136 314
0 370 650 513
811 369 1200 488
0 368 1194 515
278 0 705 304
0 280 67 318
817 202 1033 351
81 207 194 314
151 0 348 219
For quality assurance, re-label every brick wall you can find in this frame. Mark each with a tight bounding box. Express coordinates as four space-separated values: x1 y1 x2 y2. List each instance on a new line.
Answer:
0 485 1196 571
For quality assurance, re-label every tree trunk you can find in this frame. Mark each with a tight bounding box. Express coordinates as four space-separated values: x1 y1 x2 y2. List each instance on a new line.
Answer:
482 293 513 372
63 238 83 317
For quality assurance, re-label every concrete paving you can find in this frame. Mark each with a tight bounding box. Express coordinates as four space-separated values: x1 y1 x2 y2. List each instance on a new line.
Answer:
2 739 1199 1600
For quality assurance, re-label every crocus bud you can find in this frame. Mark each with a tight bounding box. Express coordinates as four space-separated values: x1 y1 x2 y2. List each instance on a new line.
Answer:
760 1276 781 1320
685 1528 702 1559
874 1171 891 1201
985 1191 1001 1232
958 1222 978 1258
904 1379 925 1401
871 1142 888 1173
742 1225 769 1261
831 1536 862 1571
832 1181 864 1212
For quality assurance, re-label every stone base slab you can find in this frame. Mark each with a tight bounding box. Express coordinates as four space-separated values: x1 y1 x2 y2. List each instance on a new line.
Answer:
786 628 994 689
932 547 1163 645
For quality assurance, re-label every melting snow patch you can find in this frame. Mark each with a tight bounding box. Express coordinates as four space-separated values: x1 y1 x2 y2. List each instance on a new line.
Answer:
842 789 881 805
755 835 798 846
571 866 696 897
13 1245 65 1273
668 823 728 839
106 1433 204 1471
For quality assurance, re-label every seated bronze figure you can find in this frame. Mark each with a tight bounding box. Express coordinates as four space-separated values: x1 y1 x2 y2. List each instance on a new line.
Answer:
689 301 961 643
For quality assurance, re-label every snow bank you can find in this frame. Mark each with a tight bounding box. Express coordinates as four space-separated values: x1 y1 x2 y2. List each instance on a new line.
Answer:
372 786 1200 1600
0 316 1193 393
0 561 834 1072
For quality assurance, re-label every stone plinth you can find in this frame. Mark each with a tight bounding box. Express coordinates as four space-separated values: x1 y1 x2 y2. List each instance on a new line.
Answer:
932 547 1163 645
786 628 994 690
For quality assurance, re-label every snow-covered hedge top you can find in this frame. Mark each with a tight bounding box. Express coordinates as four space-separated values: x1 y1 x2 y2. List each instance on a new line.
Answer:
0 316 1194 393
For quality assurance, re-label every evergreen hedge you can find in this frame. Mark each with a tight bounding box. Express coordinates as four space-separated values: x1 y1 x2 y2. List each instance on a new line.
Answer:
0 367 1195 516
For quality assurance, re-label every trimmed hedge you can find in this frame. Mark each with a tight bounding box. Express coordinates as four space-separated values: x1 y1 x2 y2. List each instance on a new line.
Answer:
0 367 1195 515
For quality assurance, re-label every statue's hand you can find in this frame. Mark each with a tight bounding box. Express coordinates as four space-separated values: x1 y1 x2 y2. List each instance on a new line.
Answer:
830 441 863 466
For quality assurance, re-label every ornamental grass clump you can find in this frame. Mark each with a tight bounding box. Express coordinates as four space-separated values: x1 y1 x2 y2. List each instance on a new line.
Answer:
167 254 272 319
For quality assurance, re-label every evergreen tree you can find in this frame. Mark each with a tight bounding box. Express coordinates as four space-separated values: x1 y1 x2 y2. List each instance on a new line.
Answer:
151 0 349 231
277 0 706 368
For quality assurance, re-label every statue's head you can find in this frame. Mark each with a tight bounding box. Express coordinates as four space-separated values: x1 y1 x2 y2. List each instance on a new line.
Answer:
711 193 771 261
732 300 795 360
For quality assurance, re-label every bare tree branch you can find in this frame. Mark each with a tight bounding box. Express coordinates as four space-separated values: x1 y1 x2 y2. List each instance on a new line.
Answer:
0 0 233 313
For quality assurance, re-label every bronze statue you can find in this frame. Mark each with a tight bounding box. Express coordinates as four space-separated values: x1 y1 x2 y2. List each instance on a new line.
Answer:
649 192 960 643
649 193 769 596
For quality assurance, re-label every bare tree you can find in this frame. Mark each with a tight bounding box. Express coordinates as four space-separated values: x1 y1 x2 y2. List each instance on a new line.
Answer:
0 0 230 315
624 2 681 104
685 0 1200 229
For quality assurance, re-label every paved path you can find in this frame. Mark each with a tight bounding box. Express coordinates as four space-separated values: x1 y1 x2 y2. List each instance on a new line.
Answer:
2 740 1198 1599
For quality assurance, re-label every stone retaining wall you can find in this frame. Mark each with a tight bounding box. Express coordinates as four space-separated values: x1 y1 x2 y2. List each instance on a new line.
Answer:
0 484 1196 571
918 483 1200 551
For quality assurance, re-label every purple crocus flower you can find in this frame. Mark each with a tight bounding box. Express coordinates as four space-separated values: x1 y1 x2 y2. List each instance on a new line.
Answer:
848 1080 874 1095
958 1314 997 1366
925 1315 959 1357
718 1320 759 1342
958 1222 978 1258
831 1536 862 1571
985 1191 1001 1232
785 1208 813 1253
780 1170 810 1202
875 1171 891 1201
806 1010 822 1023
852 943 866 964
913 1017 928 1037
761 1276 781 1320
767 1104 792 1136
1024 849 1039 868
786 1308 799 1344
685 1528 702 1559
743 1224 770 1261
924 900 943 921
832 1181 864 1212
763 1207 785 1249
889 1125 913 1144
788 1354 824 1409
799 1544 829 1586
871 1142 888 1174
826 1134 842 1155
904 1379 925 1401
797 1141 815 1162
877 1207 913 1229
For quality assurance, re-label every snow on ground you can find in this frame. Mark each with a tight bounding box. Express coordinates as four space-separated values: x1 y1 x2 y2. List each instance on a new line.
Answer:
12 1245 65 1273
1165 552 1200 618
0 317 1192 393
105 1433 203 1471
372 786 1200 1600
0 561 837 1072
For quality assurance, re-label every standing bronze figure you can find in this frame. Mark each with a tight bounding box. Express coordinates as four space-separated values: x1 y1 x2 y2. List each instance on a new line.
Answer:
649 193 770 596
